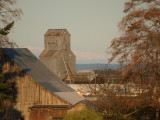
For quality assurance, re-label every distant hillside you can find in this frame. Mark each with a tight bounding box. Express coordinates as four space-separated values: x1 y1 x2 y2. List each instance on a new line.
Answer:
76 64 119 71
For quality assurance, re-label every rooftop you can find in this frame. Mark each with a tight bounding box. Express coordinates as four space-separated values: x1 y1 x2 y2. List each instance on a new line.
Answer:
44 29 70 36
2 48 84 105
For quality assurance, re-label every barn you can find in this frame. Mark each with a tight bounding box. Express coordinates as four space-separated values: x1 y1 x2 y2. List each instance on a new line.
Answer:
0 48 86 120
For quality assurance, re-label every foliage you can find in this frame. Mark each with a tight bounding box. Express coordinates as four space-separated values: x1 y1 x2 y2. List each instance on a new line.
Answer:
95 94 158 119
0 22 14 36
104 114 133 120
63 108 103 120
108 0 160 104
0 0 23 48
0 21 17 47
109 0 160 84
0 0 22 118
0 0 22 25
99 0 160 119
0 71 13 113
96 68 121 84
131 106 156 120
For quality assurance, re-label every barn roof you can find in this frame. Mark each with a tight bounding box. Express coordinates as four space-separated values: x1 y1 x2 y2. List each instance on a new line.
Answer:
39 50 60 58
44 29 70 36
54 92 85 105
2 48 84 105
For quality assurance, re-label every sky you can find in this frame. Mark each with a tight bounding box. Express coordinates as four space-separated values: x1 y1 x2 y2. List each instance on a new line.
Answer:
9 0 128 64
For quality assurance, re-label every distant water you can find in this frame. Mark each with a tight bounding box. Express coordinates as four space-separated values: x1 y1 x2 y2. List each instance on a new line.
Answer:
76 64 119 71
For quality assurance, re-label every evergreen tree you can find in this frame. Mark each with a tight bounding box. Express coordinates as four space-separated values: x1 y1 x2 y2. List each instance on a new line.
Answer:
0 22 14 35
0 0 22 119
0 22 14 116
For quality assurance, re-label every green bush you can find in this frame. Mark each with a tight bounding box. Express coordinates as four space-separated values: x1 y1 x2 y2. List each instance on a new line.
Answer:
63 107 103 120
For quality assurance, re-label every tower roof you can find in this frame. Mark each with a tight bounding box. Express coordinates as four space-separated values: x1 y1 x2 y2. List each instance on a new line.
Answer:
44 29 70 36
39 49 75 58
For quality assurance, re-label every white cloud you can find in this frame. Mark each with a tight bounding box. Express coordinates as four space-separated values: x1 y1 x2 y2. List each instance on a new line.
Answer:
73 50 108 61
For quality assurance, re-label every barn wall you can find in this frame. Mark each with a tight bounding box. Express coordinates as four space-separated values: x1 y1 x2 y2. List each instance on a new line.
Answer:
29 108 68 120
2 54 69 120
68 102 87 112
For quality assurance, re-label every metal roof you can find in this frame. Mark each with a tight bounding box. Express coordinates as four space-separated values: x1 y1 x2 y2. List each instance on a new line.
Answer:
2 48 84 105
3 48 74 92
39 50 60 58
54 91 84 105
39 49 75 58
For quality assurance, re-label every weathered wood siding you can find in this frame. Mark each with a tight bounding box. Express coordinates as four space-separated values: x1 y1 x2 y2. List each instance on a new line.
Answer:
68 102 87 112
39 29 76 80
29 108 68 120
2 53 69 120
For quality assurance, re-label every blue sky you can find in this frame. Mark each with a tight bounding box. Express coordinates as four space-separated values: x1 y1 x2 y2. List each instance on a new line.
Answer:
9 0 128 63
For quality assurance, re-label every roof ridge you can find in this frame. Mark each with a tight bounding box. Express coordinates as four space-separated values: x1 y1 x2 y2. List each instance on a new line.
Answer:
44 29 69 36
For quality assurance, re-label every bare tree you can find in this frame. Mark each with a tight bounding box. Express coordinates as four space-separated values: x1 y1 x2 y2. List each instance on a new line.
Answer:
93 0 160 119
0 0 23 48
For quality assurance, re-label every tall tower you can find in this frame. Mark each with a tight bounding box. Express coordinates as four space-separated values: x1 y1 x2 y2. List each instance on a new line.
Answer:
39 29 76 79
